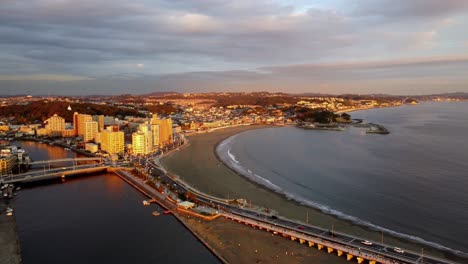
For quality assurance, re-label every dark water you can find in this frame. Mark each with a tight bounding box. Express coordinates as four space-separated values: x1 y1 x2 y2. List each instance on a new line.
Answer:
217 102 468 255
10 141 219 264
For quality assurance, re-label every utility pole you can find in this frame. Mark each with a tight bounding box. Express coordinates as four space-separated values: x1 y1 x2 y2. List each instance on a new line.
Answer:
421 248 424 263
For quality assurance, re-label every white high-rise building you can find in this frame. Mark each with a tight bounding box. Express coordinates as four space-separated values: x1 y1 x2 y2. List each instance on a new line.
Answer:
132 123 153 155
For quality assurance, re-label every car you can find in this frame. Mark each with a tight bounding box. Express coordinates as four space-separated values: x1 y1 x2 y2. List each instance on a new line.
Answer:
297 226 304 230
393 247 405 254
361 240 373 246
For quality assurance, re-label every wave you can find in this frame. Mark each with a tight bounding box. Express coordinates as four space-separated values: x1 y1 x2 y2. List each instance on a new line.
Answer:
227 149 239 164
216 135 468 258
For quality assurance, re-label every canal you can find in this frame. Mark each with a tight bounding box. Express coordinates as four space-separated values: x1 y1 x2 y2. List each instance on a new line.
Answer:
9 140 220 264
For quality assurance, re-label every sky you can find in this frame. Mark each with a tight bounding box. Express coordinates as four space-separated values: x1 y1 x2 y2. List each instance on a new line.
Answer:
1 0 468 96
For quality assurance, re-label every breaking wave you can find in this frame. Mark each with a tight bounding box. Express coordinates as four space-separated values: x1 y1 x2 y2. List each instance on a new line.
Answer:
216 134 468 258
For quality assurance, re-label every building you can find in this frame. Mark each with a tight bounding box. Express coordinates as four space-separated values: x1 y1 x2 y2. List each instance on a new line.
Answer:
85 143 98 153
150 115 173 147
45 114 65 137
61 129 75 138
132 132 151 155
74 112 92 137
0 154 17 176
132 123 153 155
84 121 98 142
101 128 125 155
151 123 160 148
35 127 48 137
93 115 105 132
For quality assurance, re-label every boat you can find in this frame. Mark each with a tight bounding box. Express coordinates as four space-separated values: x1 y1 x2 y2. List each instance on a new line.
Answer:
15 186 21 191
1 184 7 190
6 207 13 213
152 211 161 216
142 200 150 206
3 193 7 198
6 212 13 216
163 210 172 215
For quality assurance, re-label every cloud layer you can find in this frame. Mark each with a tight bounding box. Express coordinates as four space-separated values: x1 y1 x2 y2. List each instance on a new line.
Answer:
1 0 467 95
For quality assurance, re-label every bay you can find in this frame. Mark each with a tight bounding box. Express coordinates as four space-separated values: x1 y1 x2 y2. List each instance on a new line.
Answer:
218 102 468 254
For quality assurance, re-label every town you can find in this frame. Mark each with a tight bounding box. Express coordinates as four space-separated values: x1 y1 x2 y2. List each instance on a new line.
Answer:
1 91 467 177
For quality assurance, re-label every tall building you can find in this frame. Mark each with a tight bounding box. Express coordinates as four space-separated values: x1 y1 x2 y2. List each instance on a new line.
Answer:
93 115 105 132
74 112 92 137
45 114 65 137
150 115 173 147
101 128 124 155
132 132 151 155
0 154 17 176
132 123 153 155
84 121 98 142
151 124 160 147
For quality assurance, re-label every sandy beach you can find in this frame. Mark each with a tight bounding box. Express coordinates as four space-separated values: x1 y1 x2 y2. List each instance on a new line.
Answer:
162 125 463 263
178 214 343 264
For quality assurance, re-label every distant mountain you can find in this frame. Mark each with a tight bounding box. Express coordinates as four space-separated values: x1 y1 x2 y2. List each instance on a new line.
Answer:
428 92 468 98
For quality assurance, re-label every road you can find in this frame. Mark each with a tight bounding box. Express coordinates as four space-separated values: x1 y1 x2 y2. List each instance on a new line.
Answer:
134 156 455 264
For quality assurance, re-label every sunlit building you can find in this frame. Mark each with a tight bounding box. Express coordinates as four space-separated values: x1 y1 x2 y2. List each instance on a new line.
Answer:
93 115 105 132
0 154 17 176
150 115 172 147
132 123 153 155
101 127 124 155
74 112 92 137
84 121 98 142
45 114 65 137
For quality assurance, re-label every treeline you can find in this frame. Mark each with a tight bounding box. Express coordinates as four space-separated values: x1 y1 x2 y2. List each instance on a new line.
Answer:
0 101 144 124
296 108 351 123
144 104 180 115
212 93 298 107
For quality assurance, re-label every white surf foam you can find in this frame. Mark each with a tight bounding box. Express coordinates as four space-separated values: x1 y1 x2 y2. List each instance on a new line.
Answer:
216 135 468 258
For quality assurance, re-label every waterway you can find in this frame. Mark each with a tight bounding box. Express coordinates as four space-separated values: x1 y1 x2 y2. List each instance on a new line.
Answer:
8 140 220 264
217 102 468 256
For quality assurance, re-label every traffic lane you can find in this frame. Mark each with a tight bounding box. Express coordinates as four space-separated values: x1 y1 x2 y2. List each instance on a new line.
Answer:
142 163 451 264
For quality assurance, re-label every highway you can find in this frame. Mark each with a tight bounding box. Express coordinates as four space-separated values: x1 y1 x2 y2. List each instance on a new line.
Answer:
137 156 457 264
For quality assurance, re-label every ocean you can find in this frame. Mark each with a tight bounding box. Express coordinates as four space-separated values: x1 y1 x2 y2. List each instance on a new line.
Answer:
217 102 468 256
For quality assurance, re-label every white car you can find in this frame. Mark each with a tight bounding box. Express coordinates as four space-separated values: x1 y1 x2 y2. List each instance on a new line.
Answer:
361 240 373 246
393 247 405 254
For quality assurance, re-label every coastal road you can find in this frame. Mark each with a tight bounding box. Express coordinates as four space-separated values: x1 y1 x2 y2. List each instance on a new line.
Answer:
142 158 454 264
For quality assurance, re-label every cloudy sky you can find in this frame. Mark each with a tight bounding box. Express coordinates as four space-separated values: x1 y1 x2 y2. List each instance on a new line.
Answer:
1 0 468 95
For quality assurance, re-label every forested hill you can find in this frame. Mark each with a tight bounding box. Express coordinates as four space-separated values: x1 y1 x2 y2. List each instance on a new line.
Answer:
0 101 144 124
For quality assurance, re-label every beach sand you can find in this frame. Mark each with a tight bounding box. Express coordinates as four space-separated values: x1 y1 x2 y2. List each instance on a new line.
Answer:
162 125 463 263
178 214 343 264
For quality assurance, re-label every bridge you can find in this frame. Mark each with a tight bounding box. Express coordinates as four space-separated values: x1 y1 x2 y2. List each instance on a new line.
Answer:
26 157 103 165
140 159 460 264
1 164 108 184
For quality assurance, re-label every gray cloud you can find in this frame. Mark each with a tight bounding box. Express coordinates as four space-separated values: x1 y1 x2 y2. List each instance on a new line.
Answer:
1 56 467 96
0 0 467 94
354 0 468 19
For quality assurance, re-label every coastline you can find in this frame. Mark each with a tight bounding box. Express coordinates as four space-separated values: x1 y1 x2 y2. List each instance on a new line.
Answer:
162 123 467 263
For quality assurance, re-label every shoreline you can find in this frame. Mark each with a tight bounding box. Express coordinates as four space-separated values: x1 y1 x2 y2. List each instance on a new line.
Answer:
162 123 468 263
112 170 228 264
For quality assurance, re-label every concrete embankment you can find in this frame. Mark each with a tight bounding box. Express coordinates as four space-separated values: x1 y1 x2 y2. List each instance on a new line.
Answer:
0 203 22 264
113 170 228 264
